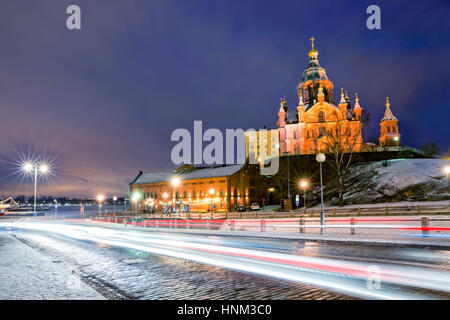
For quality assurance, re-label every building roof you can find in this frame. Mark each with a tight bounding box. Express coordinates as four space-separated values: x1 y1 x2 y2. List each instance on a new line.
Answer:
381 97 398 121
131 164 244 185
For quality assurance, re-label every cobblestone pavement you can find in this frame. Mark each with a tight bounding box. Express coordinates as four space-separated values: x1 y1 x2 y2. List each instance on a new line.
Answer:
9 231 353 300
2 226 449 300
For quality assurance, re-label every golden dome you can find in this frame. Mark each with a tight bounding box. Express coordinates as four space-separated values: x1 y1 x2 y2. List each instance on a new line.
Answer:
308 37 318 58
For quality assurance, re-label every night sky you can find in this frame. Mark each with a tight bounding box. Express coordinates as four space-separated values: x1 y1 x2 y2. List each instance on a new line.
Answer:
0 0 449 198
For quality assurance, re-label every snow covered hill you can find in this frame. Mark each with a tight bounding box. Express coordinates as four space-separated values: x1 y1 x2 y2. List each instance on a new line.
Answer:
323 159 450 205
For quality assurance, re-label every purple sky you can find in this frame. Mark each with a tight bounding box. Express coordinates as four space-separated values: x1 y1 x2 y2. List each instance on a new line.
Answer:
0 0 449 198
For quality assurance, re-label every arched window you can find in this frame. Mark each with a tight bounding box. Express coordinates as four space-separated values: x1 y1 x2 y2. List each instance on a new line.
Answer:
318 111 325 123
183 191 187 198
193 190 196 198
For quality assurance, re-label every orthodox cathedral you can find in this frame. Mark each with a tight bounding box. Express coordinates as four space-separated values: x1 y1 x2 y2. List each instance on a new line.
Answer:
277 38 400 155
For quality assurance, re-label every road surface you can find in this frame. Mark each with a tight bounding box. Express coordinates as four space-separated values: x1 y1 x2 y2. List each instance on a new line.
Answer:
0 220 449 300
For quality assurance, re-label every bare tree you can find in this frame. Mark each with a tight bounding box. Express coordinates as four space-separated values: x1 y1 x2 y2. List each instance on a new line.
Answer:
421 141 440 158
318 116 362 207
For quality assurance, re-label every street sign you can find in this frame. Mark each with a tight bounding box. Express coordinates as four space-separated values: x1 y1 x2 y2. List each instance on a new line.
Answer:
295 194 299 207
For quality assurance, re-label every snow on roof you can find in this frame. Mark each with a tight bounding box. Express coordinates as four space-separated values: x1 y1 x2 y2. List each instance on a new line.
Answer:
382 105 398 121
132 164 244 185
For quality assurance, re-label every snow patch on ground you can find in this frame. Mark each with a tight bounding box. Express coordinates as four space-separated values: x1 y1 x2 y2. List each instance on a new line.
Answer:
0 233 104 299
329 159 450 205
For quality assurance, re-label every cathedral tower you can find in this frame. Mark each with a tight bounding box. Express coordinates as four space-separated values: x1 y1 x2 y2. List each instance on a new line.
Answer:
379 97 400 147
297 37 334 108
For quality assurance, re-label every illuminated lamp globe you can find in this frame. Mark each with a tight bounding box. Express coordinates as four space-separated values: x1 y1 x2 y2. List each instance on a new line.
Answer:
316 153 326 163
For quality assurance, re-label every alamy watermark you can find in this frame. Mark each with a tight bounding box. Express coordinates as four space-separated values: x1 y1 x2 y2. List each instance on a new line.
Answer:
66 5 81 30
366 5 381 30
366 265 381 290
170 121 279 175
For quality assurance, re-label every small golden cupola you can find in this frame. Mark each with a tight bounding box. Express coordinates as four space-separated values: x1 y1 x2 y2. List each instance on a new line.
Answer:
317 84 325 102
308 37 318 59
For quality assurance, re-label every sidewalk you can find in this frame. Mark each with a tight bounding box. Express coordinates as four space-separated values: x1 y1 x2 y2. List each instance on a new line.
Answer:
0 233 104 299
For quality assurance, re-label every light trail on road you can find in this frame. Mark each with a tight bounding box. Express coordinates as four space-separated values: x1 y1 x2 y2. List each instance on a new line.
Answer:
1 220 450 300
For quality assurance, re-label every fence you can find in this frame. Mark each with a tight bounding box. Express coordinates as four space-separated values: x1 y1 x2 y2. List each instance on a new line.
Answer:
88 215 450 236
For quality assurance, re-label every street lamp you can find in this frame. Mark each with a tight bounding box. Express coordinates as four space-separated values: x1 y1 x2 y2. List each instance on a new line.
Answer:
97 194 104 216
209 188 215 218
53 198 58 218
131 193 140 215
393 136 399 148
444 166 450 207
163 192 169 214
171 177 180 215
316 153 326 235
299 179 309 215
23 161 50 214
113 196 117 213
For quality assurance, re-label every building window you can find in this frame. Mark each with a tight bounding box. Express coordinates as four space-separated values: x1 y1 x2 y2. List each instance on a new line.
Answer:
220 189 224 197
175 191 179 199
183 191 187 199
193 190 196 198
319 127 326 137
318 111 325 123
306 130 309 138
155 192 157 199
311 130 315 138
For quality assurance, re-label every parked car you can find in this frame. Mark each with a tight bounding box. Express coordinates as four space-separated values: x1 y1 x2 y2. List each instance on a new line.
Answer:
250 203 261 211
237 204 246 212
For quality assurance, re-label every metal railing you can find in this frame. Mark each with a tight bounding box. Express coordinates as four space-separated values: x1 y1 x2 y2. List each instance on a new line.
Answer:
88 215 450 236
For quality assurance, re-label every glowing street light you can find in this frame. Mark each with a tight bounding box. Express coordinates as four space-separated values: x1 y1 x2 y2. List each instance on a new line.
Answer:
316 153 326 235
97 194 104 215
170 177 181 215
445 166 450 207
209 188 215 218
171 177 180 187
299 179 309 215
131 192 141 215
22 161 50 214
112 196 118 213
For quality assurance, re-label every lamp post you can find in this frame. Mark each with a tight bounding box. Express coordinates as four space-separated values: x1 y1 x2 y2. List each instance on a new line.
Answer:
23 161 49 214
287 156 291 201
209 188 215 218
445 166 450 207
299 180 308 215
163 192 169 214
316 153 326 235
97 194 104 216
267 188 274 204
171 177 180 216
113 196 117 213
131 193 140 215
53 198 58 218
393 136 399 149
